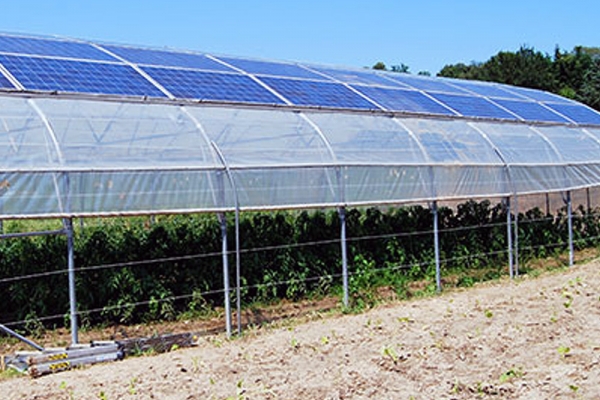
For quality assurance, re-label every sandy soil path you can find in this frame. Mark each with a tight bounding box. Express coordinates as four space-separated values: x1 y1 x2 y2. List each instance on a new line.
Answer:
1 260 600 399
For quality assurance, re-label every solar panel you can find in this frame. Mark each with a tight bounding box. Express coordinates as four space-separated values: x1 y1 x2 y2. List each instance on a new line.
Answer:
545 103 600 125
103 45 233 72
493 99 571 123
0 74 13 88
354 85 455 115
0 55 167 97
431 93 517 120
217 56 327 80
311 66 403 87
0 35 116 61
502 86 572 104
448 80 525 99
259 76 377 109
144 67 285 104
385 74 470 94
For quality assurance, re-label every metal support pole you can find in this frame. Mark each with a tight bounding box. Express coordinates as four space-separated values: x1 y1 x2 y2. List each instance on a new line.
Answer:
505 197 514 279
567 191 574 267
235 207 242 335
587 187 591 213
64 218 78 345
218 213 232 338
545 193 551 216
514 196 520 277
432 201 441 293
0 323 44 351
338 207 349 307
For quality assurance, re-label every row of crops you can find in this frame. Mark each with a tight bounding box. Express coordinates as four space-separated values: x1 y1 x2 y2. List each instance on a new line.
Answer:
0 199 598 333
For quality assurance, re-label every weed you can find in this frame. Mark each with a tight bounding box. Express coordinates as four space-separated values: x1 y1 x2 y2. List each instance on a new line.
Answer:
558 345 571 358
569 384 579 392
128 377 138 395
484 309 493 319
381 345 399 363
290 337 299 349
98 391 108 400
191 356 202 373
499 367 523 383
59 381 75 400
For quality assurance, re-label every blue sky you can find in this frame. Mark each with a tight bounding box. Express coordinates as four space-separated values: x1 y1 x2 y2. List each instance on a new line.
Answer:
2 1 599 74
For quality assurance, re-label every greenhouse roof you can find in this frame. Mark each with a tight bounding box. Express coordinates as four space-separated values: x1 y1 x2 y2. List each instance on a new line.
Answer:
1 32 600 218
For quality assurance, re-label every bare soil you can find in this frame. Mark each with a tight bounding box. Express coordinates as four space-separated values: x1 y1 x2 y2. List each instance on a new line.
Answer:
1 258 600 399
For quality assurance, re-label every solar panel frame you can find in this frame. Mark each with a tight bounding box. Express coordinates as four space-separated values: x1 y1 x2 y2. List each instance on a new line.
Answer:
0 35 117 61
216 56 328 80
259 76 378 109
143 67 286 104
0 55 167 97
430 92 518 120
310 66 405 87
492 98 571 123
385 74 471 94
447 80 526 99
353 85 456 115
501 85 573 104
102 45 234 72
545 103 600 125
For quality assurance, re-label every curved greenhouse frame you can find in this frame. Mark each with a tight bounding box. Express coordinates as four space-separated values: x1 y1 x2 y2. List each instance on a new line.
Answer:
1 32 600 341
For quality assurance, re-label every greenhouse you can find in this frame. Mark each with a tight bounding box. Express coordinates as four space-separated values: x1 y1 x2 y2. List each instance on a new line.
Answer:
1 32 600 341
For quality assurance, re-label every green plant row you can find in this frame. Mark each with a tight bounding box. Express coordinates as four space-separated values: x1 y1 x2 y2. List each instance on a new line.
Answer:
0 200 598 333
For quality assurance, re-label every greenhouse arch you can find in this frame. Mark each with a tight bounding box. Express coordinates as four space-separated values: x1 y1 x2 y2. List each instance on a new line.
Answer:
1 32 600 341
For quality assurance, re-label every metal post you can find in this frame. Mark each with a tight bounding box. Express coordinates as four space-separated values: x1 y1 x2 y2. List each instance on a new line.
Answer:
545 193 551 216
506 197 514 279
0 323 44 351
432 201 441 293
567 191 574 267
514 196 520 277
338 207 349 307
218 213 232 338
64 218 78 345
586 187 591 213
235 207 242 335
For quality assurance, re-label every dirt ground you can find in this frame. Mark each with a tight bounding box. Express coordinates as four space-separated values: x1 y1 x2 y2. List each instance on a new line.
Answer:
1 258 600 399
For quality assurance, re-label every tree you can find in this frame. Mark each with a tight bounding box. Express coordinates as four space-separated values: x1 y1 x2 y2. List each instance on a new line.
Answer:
391 63 410 73
553 46 593 98
578 59 600 110
372 61 387 70
479 46 555 90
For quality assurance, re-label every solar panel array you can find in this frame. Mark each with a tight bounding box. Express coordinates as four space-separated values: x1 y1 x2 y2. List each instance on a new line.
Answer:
0 33 599 126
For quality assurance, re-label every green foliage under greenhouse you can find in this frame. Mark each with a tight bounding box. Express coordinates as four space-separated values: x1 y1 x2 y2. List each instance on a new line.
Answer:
0 200 598 333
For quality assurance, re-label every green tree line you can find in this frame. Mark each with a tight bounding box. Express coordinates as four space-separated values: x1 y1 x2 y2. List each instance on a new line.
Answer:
375 45 600 111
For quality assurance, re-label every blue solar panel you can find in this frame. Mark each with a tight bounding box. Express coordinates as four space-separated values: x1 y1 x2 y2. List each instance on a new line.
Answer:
103 45 233 72
431 93 517 120
0 35 116 61
259 77 377 109
217 57 327 80
385 74 470 94
0 73 13 89
493 99 571 123
354 86 455 115
0 55 167 97
311 66 403 87
144 67 285 104
545 103 600 125
448 80 524 99
504 86 573 104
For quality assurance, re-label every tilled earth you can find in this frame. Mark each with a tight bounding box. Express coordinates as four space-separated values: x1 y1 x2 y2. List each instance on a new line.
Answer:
1 259 600 399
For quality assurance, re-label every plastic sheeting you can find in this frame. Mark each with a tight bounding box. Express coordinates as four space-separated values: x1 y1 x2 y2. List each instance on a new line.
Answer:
1 94 600 218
